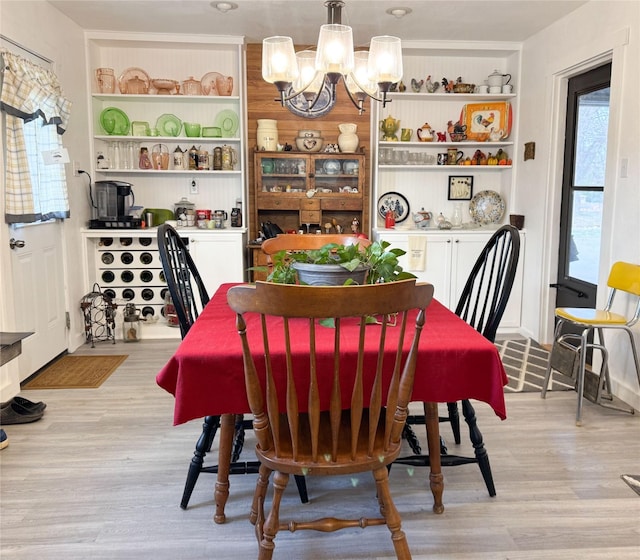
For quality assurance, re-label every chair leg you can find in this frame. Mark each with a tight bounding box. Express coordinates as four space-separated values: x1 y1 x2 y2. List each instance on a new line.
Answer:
542 319 565 399
180 415 220 510
251 463 272 529
293 474 309 503
232 414 245 462
575 329 590 426
446 401 461 444
373 467 412 560
462 399 496 497
259 470 289 560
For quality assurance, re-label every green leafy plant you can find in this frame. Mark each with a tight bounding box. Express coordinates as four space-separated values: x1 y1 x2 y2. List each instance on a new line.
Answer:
262 240 416 285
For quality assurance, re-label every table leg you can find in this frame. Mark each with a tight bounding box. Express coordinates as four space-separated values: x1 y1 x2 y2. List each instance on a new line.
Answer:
424 402 444 514
214 413 235 524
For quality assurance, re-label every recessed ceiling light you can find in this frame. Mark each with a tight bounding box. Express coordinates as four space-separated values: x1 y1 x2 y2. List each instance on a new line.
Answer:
211 2 238 13
386 7 412 19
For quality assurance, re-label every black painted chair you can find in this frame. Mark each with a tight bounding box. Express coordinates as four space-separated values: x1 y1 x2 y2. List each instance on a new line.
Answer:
396 225 521 497
157 224 308 510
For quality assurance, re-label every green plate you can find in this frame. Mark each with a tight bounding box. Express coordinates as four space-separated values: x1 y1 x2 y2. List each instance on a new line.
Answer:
214 109 239 138
99 107 130 135
156 114 182 137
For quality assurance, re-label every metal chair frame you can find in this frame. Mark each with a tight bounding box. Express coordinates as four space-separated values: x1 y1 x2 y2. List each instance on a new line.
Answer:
542 261 640 425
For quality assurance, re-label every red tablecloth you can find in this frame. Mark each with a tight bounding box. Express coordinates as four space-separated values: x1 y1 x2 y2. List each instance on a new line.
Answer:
157 283 508 425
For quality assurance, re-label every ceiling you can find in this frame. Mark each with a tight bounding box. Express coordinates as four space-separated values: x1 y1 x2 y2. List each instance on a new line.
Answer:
47 0 589 45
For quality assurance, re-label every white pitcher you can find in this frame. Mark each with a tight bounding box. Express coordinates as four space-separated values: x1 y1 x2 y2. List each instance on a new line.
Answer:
337 123 359 153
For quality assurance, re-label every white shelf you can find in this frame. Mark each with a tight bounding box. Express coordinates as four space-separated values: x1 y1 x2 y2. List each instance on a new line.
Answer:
378 141 514 148
387 92 515 102
95 135 241 142
96 169 242 175
92 93 241 102
379 165 512 170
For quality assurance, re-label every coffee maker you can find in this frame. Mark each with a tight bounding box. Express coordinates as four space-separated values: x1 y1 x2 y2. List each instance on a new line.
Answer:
90 180 142 229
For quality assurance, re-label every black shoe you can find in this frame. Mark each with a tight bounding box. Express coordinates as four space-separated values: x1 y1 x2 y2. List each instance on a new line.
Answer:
0 429 8 449
12 396 46 414
0 401 44 425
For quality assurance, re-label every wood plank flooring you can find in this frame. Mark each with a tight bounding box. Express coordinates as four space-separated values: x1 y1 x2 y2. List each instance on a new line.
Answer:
1 340 639 559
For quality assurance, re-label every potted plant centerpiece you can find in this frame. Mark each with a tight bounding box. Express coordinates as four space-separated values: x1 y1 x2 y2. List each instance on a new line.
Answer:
262 240 416 286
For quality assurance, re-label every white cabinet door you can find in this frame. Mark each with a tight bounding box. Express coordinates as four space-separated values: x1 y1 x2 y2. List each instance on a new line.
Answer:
188 233 246 295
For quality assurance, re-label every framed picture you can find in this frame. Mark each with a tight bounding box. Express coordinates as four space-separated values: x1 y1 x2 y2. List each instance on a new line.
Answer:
448 176 474 200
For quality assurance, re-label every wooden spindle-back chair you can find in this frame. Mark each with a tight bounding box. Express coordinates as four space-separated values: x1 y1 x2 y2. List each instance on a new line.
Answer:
227 279 434 560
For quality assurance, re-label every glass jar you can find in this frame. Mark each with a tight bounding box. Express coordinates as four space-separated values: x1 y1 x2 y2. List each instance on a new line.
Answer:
122 303 141 342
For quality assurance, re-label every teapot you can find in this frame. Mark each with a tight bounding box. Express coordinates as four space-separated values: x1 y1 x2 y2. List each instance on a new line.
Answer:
417 122 435 142
487 69 512 88
489 127 504 141
379 116 400 141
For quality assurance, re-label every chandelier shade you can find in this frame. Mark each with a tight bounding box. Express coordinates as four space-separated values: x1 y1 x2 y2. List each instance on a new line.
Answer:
262 36 299 85
261 1 402 115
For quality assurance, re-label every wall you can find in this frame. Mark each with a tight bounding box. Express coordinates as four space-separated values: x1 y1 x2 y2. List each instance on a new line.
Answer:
1 0 91 352
245 43 371 240
517 0 640 408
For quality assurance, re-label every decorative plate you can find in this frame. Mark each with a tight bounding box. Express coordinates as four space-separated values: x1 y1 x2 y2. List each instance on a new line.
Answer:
284 77 336 119
155 114 182 137
322 159 341 175
460 102 512 140
214 109 239 137
201 71 222 95
117 67 150 94
469 190 505 225
99 107 130 135
377 192 410 223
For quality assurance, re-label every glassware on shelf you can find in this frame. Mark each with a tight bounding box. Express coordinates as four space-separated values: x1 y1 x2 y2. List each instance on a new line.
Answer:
139 147 152 169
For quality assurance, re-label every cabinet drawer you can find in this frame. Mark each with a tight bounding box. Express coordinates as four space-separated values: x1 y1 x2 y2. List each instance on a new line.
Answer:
257 195 300 210
322 198 362 211
300 198 321 210
299 210 322 223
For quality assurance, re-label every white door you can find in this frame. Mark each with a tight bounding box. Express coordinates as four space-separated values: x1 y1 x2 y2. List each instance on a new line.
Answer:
7 222 67 382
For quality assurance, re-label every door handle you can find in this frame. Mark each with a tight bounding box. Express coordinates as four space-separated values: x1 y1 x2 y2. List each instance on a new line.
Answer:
549 282 586 298
9 238 25 250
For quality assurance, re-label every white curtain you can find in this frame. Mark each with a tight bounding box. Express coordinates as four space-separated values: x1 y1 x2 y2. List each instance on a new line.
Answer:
1 49 72 223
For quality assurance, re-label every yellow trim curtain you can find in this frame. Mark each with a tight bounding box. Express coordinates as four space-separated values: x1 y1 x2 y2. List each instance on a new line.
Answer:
1 49 72 223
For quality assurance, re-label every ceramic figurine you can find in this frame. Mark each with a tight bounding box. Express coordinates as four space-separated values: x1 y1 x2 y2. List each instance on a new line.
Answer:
411 78 424 92
425 75 439 93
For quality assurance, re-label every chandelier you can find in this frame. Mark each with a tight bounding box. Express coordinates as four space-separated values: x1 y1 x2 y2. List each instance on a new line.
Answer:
261 1 403 115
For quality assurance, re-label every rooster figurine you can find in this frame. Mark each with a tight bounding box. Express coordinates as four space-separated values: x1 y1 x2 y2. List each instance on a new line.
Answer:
425 75 439 93
410 78 424 93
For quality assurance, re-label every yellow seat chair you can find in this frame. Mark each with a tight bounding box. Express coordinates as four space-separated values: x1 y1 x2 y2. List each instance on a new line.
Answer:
542 261 640 425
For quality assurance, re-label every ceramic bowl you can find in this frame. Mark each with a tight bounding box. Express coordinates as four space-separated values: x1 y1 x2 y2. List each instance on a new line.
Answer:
298 129 321 138
184 123 201 137
295 136 324 152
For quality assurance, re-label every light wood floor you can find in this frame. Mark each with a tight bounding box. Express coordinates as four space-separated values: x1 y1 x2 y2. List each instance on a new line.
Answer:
1 339 639 559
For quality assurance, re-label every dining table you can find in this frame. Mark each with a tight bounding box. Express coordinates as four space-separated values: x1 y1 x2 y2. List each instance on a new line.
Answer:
157 282 508 522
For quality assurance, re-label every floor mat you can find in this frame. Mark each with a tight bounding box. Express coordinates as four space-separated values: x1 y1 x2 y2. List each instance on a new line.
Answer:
496 338 574 393
23 355 127 389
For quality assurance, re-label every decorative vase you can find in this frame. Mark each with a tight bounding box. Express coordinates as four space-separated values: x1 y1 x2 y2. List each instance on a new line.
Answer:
257 119 279 151
337 123 359 153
